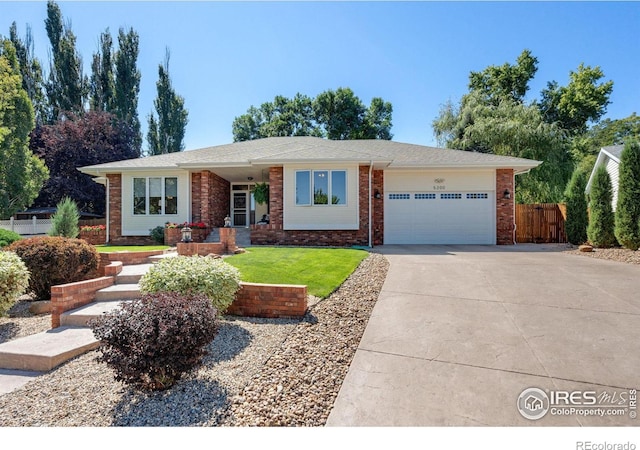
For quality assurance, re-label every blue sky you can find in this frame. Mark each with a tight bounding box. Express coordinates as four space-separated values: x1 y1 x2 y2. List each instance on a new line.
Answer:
1 1 638 152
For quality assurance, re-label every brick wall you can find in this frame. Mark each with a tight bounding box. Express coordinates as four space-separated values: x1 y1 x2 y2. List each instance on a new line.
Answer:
496 169 515 245
79 230 107 245
51 277 115 328
98 250 167 266
227 282 307 318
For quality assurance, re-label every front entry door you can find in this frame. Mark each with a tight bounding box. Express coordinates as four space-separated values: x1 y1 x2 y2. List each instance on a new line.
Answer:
232 191 248 226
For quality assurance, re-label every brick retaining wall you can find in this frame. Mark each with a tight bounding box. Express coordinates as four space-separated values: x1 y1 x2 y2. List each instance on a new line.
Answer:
51 276 115 328
227 282 307 318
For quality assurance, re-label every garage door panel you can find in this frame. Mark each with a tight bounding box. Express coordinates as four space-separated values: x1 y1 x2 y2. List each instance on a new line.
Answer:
384 186 495 245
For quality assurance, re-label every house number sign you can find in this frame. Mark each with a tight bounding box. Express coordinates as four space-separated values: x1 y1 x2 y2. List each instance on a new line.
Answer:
433 178 446 190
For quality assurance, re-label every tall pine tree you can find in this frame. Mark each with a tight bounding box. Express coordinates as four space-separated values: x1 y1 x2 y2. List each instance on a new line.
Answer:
563 169 589 245
146 49 188 155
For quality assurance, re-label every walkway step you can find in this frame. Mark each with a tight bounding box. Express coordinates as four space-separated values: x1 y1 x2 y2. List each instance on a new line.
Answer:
0 327 100 372
148 252 178 263
116 263 153 284
60 300 130 327
94 284 140 301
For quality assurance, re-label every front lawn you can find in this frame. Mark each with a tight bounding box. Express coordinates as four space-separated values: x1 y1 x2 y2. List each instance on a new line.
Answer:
95 245 170 253
225 247 368 298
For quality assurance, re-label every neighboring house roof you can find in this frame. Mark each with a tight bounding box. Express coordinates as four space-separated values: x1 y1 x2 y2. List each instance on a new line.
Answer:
585 144 625 193
79 136 541 176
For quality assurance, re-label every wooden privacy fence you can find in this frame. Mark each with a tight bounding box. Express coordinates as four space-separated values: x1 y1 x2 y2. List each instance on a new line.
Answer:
515 203 567 244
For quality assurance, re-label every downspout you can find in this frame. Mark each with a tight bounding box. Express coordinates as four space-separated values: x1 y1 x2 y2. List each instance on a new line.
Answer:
368 162 373 248
105 176 110 244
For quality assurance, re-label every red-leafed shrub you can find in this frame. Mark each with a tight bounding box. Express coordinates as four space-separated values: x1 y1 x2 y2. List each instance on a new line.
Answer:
90 292 219 391
6 236 99 299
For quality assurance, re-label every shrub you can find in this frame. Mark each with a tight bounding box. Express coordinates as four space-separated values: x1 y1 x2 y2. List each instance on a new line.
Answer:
6 236 99 299
139 255 241 313
587 165 617 248
563 169 589 245
149 225 165 244
49 197 80 238
615 140 640 250
91 292 218 391
0 251 30 316
0 229 22 248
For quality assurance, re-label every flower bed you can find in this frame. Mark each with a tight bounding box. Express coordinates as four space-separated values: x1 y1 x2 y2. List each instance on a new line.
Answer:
164 222 209 246
79 225 106 245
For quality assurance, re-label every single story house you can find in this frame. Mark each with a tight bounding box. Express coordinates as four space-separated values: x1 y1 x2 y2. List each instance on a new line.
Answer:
585 144 624 211
79 137 541 246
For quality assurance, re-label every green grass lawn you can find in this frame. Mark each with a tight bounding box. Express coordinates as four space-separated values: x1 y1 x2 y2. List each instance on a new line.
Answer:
95 245 170 253
225 247 368 298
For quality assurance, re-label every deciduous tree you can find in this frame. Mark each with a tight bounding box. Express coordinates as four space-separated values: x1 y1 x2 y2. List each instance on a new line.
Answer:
146 50 188 155
0 40 48 219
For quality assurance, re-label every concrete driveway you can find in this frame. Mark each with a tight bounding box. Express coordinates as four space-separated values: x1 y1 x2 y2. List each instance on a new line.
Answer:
326 244 640 426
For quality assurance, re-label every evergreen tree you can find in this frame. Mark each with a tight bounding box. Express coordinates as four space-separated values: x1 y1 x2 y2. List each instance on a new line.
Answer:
563 169 589 245
587 165 617 247
114 28 142 154
48 197 79 238
8 22 46 124
0 40 49 219
89 29 115 112
44 0 87 121
146 50 188 155
614 140 640 250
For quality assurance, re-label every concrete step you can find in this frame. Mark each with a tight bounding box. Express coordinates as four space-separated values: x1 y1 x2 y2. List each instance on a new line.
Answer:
116 263 153 284
148 252 178 263
94 284 141 301
0 327 100 372
60 300 131 327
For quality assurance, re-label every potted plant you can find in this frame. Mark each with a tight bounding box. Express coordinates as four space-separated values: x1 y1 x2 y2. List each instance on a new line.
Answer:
252 182 269 205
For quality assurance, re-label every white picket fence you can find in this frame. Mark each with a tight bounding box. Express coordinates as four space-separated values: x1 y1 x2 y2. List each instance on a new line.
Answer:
0 217 52 235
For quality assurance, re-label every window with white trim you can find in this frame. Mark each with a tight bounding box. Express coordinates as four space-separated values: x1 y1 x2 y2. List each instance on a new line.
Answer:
295 170 347 206
133 177 178 215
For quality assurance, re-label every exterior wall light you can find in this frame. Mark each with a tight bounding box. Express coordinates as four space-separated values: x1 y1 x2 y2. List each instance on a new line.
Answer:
374 190 382 199
503 189 511 199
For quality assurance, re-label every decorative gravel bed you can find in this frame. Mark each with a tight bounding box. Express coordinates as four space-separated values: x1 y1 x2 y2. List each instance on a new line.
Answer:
0 252 388 427
563 245 640 265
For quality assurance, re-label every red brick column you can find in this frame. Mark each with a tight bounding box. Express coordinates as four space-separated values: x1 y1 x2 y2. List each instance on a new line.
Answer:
219 227 236 252
496 169 515 245
269 167 284 228
200 170 211 228
372 169 384 245
107 174 121 243
209 172 231 227
191 172 202 223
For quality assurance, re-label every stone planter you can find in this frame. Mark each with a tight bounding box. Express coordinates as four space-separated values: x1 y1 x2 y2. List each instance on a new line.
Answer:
80 230 106 245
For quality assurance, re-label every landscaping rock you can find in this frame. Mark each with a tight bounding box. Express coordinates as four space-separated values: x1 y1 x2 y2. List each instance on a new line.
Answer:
579 244 593 252
0 252 389 427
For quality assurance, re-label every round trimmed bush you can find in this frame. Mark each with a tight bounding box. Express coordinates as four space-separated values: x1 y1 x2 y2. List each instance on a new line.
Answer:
0 251 30 316
139 255 241 313
6 236 99 299
0 229 22 248
91 292 219 391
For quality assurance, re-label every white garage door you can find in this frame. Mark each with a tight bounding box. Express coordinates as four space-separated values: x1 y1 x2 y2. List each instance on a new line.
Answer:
384 191 495 244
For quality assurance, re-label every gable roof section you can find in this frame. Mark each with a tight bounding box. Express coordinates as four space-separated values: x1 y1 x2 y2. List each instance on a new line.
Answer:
586 145 624 193
79 136 541 175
